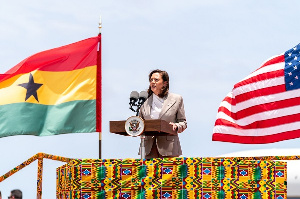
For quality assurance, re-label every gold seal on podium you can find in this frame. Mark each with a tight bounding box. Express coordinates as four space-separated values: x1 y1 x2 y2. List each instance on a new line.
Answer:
125 116 145 136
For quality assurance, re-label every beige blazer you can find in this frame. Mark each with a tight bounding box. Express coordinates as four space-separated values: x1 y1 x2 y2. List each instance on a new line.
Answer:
139 93 187 156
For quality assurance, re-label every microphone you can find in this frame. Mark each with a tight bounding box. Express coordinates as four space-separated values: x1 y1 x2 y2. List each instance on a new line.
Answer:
129 91 139 113
138 91 148 105
130 91 139 104
129 90 148 116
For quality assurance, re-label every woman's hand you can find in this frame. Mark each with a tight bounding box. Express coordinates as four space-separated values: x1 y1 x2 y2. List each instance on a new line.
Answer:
169 122 178 131
169 122 184 133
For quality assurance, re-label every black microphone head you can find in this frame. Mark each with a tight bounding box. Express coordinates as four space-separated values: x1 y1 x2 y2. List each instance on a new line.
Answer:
138 91 148 105
139 91 148 100
130 91 139 101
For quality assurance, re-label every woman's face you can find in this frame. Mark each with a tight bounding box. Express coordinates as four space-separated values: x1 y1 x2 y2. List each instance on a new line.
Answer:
150 72 167 96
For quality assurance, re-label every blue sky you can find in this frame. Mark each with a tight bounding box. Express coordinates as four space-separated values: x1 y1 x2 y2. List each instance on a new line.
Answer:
1 0 300 198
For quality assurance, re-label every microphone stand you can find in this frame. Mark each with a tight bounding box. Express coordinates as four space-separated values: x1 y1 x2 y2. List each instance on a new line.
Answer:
129 91 147 159
129 97 146 116
136 97 146 159
140 134 146 159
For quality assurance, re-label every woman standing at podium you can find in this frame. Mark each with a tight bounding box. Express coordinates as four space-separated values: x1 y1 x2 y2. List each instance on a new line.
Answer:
139 69 187 159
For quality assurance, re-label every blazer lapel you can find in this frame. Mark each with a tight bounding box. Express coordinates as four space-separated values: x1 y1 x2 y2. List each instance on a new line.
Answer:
159 94 176 119
144 95 153 117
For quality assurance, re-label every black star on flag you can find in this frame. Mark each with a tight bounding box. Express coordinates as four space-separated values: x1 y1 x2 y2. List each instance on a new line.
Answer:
18 73 43 102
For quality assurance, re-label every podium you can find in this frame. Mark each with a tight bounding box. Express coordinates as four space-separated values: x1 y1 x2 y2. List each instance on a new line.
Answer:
110 119 177 136
109 119 177 159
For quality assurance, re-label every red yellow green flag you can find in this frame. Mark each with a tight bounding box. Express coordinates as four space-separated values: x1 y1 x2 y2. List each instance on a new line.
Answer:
0 36 101 137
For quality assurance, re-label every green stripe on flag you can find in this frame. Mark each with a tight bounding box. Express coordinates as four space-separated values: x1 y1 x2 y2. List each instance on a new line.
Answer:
0 100 96 137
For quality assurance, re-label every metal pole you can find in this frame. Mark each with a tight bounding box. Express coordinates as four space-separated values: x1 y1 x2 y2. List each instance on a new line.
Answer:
99 132 102 159
98 16 102 159
140 134 145 159
99 16 102 34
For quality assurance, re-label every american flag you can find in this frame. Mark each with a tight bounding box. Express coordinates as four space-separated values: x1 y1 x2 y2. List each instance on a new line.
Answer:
212 43 300 144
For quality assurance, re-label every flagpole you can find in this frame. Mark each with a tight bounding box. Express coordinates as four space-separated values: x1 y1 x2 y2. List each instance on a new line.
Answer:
97 16 102 159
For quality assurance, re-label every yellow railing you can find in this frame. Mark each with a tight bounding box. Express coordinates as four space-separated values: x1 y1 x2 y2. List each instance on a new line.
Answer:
0 152 73 199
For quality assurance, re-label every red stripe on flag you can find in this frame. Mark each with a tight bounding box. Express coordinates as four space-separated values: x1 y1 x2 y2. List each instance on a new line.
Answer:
234 70 284 89
255 55 285 70
215 111 300 129
222 96 236 106
212 129 300 144
220 84 286 109
235 84 286 103
234 96 300 119
0 37 99 83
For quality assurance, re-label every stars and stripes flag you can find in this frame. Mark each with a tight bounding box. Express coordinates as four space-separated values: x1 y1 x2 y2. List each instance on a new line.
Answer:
212 43 300 144
0 36 101 138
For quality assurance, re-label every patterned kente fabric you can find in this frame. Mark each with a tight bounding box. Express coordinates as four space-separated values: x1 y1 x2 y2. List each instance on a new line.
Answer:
56 157 287 199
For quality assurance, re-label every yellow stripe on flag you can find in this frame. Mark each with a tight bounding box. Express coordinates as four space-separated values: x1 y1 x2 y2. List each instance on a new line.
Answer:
0 65 96 105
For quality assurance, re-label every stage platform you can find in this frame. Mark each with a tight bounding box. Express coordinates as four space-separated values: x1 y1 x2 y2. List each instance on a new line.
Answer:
56 157 286 199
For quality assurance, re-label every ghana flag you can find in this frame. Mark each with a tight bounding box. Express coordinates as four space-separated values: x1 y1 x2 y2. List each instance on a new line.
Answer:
0 36 101 137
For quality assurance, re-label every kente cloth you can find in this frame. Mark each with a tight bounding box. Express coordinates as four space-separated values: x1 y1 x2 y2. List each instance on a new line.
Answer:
56 157 287 199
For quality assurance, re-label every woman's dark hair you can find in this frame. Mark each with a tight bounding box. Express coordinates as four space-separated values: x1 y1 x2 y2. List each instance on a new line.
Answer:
147 69 169 98
11 189 22 199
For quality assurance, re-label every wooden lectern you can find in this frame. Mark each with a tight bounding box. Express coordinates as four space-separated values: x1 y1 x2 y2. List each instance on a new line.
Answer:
109 119 177 159
110 119 177 136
